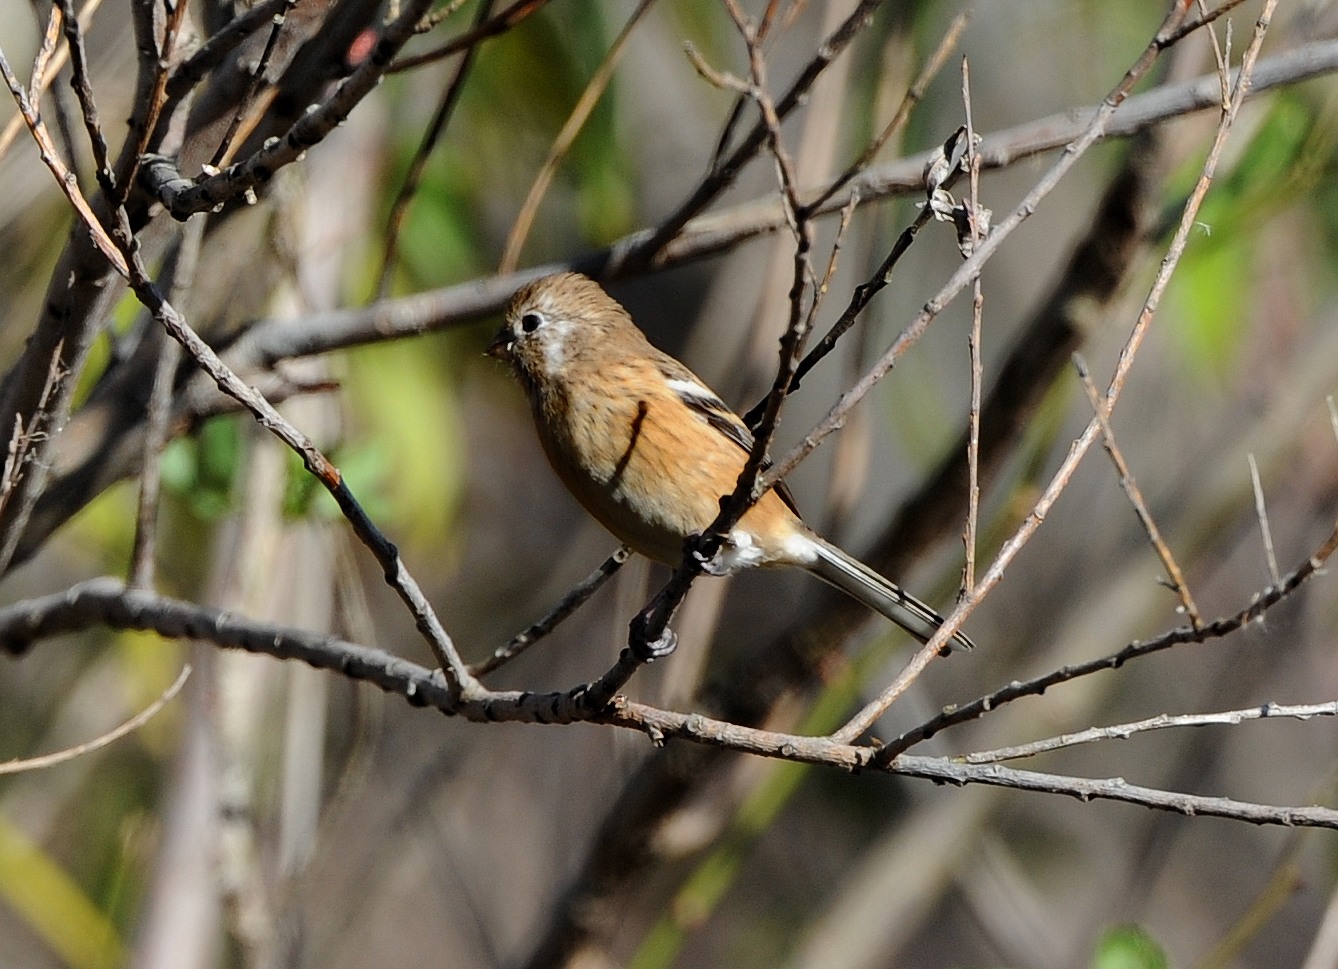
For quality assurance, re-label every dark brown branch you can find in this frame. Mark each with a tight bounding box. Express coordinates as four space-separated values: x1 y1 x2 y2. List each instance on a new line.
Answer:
471 546 631 677
3 577 1334 833
143 0 438 218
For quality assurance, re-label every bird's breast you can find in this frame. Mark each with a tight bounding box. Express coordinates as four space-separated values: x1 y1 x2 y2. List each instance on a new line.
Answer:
530 376 807 569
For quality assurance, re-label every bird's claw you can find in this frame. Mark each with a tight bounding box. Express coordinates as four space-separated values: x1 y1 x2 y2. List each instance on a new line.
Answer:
687 531 723 572
630 623 677 661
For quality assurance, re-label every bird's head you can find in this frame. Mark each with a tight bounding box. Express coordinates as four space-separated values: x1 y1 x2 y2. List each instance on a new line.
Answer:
487 272 630 384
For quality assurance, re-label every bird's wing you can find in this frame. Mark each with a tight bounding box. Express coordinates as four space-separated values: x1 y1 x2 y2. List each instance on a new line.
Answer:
656 359 802 516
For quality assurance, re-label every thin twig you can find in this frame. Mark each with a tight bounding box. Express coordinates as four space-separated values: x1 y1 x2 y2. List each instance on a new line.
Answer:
1075 353 1203 628
0 664 191 775
27 0 63 95
0 0 105 164
165 0 298 100
208 0 300 170
52 0 117 202
0 45 127 275
121 0 190 204
1249 452 1281 585
0 344 64 524
766 196 939 416
386 0 552 73
962 54 983 596
833 0 1258 746
497 0 657 275
631 0 884 268
1165 0 1252 46
130 221 205 591
471 546 631 676
891 509 1338 758
806 11 967 215
963 701 1337 765
378 0 496 296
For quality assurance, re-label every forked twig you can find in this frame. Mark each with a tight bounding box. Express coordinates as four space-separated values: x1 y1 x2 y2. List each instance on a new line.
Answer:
890 513 1338 755
833 0 1263 746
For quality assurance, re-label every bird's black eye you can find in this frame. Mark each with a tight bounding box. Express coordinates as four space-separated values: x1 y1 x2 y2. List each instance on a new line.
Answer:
520 312 542 334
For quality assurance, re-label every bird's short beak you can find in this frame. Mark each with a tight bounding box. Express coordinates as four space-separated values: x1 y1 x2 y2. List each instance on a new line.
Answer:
485 329 513 361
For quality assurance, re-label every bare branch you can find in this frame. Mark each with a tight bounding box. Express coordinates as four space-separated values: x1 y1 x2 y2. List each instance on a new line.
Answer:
833 0 1273 746
0 49 128 275
964 701 1338 765
1249 452 1282 585
471 546 631 677
386 0 552 73
806 11 968 214
1075 353 1203 629
890 512 1338 757
143 0 439 218
207 0 302 169
2 579 1335 830
225 39 1338 368
630 0 884 267
962 55 984 597
379 0 498 294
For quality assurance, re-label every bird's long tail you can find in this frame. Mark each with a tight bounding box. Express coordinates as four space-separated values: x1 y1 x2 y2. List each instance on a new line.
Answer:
805 538 976 651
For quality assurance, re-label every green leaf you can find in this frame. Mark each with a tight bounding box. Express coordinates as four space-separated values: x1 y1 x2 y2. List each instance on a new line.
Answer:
1093 924 1168 969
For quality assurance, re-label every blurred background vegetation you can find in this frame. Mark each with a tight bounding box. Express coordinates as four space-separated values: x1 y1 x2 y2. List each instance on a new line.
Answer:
2 1 1338 967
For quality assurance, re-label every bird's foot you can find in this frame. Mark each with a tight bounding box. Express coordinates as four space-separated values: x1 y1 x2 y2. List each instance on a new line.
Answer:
629 617 677 661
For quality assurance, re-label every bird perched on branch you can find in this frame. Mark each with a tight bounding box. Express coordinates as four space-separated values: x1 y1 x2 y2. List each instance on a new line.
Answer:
487 272 976 654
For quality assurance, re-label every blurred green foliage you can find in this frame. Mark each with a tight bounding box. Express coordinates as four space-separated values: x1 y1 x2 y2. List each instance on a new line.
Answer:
161 417 243 522
0 813 123 969
1166 89 1333 377
385 0 636 291
1092 923 1169 969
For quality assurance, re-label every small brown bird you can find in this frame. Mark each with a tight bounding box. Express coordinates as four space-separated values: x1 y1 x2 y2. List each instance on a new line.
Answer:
487 272 975 652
